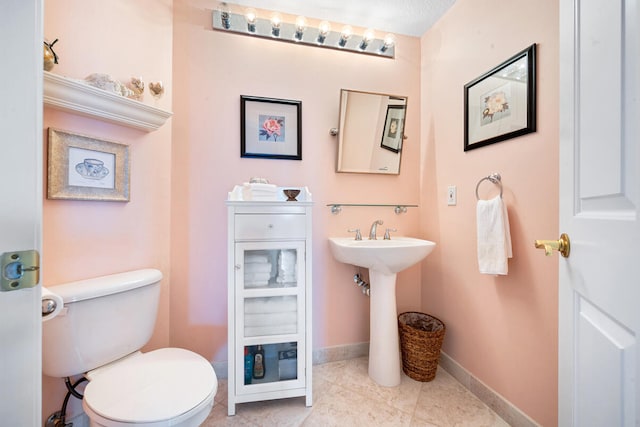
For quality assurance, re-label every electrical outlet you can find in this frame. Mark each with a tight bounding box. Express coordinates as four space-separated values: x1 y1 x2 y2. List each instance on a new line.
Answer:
447 185 457 206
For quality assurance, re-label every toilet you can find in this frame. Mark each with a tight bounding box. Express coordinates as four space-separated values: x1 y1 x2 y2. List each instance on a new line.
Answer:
42 269 217 427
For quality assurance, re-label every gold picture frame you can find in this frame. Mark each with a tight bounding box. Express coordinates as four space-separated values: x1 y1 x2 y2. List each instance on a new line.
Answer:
47 128 130 202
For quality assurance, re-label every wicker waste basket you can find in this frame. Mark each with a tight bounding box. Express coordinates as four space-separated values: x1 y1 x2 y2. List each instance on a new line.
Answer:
398 312 446 382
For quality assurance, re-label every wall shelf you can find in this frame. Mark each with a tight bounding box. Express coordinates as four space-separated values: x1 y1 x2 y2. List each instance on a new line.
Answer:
327 203 418 214
43 71 172 132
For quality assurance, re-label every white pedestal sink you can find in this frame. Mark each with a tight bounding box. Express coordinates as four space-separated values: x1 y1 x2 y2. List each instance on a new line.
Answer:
328 237 436 387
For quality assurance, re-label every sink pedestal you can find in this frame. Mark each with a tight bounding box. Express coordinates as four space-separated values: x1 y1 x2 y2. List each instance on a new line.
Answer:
368 270 401 387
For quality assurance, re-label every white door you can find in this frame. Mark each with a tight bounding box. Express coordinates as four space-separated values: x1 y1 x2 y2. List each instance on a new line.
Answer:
559 0 639 426
0 0 43 425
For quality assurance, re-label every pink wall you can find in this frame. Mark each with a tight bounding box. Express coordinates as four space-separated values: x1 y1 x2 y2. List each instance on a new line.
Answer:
170 1 423 361
420 0 559 425
40 0 560 425
42 0 173 422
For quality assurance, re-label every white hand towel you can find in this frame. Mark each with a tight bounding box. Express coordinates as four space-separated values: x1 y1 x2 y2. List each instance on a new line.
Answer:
476 196 513 275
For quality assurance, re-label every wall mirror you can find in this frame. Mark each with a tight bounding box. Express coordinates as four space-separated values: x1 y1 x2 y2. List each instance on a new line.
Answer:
336 89 407 174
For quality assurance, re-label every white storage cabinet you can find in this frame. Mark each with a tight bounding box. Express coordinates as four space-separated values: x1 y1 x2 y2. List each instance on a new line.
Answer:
226 187 312 415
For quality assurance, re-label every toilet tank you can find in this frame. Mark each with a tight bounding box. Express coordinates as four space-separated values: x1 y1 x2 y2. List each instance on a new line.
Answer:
42 269 162 378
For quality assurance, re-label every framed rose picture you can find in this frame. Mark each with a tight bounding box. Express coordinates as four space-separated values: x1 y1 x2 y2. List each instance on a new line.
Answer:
240 95 302 160
464 44 536 151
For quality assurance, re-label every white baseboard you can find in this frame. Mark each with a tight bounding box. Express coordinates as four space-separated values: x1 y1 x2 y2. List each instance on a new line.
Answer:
438 351 541 427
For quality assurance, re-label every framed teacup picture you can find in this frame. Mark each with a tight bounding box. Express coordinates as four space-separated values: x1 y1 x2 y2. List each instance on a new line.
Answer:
47 128 130 202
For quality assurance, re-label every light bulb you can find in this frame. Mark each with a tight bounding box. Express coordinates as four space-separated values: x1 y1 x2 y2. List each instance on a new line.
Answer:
317 21 331 44
294 16 306 41
359 28 375 50
245 8 257 33
338 25 352 47
218 2 230 30
380 33 396 53
270 13 281 37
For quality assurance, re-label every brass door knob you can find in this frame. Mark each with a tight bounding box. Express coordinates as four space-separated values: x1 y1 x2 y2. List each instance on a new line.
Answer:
534 233 571 258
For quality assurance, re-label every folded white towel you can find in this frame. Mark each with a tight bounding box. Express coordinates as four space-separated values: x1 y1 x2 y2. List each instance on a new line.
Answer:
276 273 296 283
241 183 279 201
243 182 278 192
244 263 272 274
476 196 512 275
244 272 272 282
245 254 270 264
245 323 297 337
244 312 298 327
244 280 270 288
245 296 297 314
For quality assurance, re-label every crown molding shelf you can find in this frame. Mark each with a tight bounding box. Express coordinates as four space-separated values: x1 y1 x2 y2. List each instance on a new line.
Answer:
43 71 172 132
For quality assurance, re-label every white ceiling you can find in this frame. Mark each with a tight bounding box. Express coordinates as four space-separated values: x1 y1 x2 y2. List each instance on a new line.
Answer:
224 0 457 37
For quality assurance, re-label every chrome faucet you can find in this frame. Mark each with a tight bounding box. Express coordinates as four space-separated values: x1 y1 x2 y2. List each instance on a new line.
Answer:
369 219 384 240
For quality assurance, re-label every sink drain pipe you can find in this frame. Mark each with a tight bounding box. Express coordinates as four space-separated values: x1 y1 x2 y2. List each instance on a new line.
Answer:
353 272 370 296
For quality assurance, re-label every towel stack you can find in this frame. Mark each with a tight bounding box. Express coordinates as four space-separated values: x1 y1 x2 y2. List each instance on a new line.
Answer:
242 182 278 201
245 296 298 336
244 253 273 288
476 196 513 275
276 249 297 284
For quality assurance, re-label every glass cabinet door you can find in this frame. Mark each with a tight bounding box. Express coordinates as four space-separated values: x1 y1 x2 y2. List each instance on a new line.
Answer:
234 241 306 394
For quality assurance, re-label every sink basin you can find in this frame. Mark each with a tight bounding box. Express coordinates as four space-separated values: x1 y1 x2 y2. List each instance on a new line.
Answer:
328 237 436 275
328 236 436 387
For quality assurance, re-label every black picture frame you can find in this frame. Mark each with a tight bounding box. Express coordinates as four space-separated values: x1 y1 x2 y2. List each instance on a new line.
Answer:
464 43 536 151
240 95 302 160
380 105 405 153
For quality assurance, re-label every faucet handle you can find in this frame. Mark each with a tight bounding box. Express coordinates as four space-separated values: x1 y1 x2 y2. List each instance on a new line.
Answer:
348 228 362 240
383 228 397 240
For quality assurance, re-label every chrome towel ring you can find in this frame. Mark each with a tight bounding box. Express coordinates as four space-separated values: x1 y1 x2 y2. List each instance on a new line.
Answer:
475 173 503 200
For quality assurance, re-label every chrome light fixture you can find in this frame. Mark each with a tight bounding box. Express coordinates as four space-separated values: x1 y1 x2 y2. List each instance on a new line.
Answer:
212 3 396 59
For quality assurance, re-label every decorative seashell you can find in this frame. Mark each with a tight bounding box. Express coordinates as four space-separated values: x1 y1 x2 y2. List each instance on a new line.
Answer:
85 73 133 98
148 81 165 99
127 76 145 100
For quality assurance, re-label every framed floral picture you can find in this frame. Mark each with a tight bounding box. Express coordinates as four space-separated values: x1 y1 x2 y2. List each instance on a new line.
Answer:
464 44 536 151
240 95 302 160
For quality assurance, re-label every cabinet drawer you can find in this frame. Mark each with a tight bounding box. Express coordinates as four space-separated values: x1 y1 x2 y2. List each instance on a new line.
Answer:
235 214 306 240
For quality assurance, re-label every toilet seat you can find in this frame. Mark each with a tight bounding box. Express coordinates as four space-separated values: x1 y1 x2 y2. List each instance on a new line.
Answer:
82 348 217 426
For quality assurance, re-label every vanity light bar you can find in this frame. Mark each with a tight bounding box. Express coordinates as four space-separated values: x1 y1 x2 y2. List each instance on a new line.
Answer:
212 8 395 59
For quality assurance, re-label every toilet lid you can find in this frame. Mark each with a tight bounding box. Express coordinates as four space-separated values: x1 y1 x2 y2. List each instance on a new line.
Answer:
83 348 217 423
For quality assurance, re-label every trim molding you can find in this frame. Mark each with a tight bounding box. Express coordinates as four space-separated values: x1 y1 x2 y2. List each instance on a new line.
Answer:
439 351 541 427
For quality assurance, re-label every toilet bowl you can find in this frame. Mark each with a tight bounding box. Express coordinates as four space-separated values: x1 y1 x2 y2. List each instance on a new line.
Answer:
42 269 217 426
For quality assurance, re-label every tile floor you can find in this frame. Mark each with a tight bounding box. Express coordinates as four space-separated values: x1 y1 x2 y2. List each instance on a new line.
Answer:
203 357 510 426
